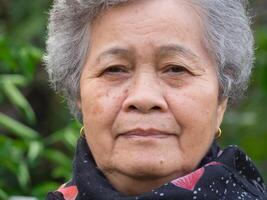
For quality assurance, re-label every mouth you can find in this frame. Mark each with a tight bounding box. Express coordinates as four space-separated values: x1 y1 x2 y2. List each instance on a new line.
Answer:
118 128 176 139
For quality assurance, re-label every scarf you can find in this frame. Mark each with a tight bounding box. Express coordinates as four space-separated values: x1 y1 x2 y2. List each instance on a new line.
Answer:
46 137 267 200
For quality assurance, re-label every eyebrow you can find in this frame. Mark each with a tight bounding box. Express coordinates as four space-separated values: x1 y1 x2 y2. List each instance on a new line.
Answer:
96 47 132 64
157 44 200 62
95 44 200 64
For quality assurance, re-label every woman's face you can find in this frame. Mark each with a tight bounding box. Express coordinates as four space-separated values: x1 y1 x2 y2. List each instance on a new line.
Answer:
79 0 227 185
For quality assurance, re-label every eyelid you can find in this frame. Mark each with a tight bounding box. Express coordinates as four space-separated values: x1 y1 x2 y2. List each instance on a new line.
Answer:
162 64 203 77
101 64 129 75
162 64 188 72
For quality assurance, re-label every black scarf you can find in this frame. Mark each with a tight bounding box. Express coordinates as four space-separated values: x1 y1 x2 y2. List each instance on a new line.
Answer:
46 137 267 200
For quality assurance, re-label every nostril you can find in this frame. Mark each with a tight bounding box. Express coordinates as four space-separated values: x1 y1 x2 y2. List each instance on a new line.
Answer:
152 106 161 110
129 105 138 110
127 105 162 112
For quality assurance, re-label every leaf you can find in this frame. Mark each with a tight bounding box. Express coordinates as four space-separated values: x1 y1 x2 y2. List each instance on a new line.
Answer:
44 121 80 149
17 161 30 190
0 74 29 87
0 188 8 200
0 112 39 139
18 46 42 79
2 81 36 124
31 182 59 199
0 136 21 174
27 141 43 163
0 35 42 78
52 167 72 180
0 36 18 72
42 149 72 169
63 128 78 149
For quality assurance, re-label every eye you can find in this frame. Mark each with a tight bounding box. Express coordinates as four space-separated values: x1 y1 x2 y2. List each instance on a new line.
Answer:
102 65 128 75
164 65 188 73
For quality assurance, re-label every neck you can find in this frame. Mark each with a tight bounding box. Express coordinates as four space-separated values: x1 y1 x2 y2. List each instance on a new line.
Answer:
104 171 181 196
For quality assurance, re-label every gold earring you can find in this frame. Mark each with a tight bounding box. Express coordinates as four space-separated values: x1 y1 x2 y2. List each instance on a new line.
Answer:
80 126 85 137
216 128 222 139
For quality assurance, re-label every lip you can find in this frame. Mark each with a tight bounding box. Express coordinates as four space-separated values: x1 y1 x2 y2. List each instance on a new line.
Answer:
118 128 176 139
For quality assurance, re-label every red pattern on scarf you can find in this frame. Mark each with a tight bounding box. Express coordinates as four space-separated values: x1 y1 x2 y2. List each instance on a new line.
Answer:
171 161 222 191
57 185 78 200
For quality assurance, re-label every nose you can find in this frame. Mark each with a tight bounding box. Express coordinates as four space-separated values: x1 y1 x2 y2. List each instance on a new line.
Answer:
122 71 168 113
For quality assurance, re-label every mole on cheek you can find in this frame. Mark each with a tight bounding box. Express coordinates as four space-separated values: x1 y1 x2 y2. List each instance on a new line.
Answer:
124 89 129 94
105 89 111 97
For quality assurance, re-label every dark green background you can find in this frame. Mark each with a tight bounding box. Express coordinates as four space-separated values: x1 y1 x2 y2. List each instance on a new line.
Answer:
0 0 266 199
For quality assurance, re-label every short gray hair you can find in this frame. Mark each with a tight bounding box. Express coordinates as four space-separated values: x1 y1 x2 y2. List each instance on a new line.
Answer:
44 0 254 121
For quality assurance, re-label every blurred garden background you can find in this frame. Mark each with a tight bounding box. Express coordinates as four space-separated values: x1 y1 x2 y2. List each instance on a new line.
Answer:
0 0 266 199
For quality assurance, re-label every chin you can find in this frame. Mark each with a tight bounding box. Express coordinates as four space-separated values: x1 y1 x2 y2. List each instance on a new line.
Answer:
128 166 180 180
96 140 198 181
110 153 189 180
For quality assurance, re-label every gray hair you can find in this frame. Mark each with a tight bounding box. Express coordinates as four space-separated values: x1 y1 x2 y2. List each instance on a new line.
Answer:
44 0 254 121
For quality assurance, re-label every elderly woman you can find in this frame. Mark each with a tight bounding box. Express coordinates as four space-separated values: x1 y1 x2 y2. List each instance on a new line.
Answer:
45 0 267 199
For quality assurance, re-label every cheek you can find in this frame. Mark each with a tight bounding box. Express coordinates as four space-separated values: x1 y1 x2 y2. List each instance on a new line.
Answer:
81 84 125 122
166 86 219 159
80 83 128 167
80 82 128 149
168 87 218 125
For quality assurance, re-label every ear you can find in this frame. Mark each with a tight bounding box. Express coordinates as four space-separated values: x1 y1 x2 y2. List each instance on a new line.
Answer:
77 98 82 110
216 98 228 129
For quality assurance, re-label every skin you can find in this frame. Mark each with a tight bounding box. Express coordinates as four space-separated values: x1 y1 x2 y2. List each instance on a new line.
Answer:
78 0 228 196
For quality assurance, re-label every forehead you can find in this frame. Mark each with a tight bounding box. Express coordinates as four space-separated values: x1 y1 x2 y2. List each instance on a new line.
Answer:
92 0 203 32
87 0 212 66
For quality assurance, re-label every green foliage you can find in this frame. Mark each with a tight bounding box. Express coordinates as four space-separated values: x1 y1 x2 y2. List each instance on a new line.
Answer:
0 113 39 139
0 0 52 48
0 34 80 199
